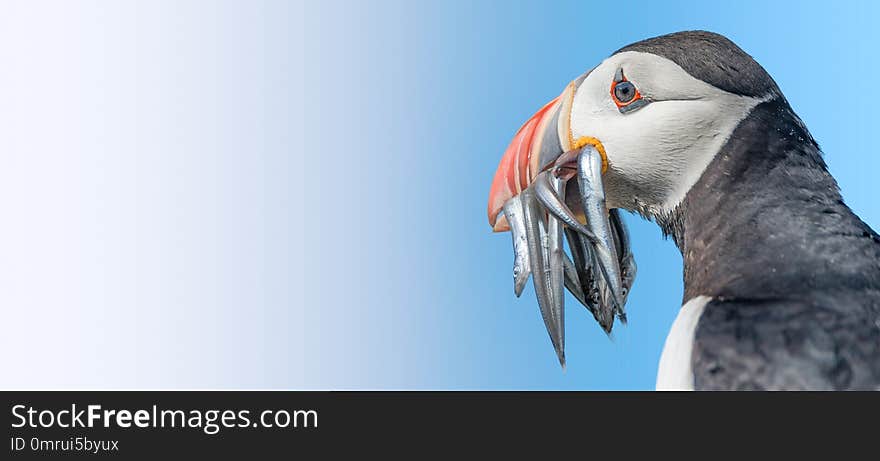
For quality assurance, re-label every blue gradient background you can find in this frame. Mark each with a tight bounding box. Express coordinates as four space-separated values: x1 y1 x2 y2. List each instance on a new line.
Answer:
2 1 878 389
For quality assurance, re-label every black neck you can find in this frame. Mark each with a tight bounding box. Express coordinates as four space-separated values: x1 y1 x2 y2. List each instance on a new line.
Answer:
659 99 880 302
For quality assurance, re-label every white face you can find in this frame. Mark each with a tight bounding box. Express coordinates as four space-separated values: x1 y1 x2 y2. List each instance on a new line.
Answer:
569 51 766 215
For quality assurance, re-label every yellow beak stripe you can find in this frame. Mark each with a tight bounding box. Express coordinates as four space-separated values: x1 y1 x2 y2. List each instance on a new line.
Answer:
571 136 609 174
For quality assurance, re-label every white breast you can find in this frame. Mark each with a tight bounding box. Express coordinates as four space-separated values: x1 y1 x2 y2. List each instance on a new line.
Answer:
656 295 711 391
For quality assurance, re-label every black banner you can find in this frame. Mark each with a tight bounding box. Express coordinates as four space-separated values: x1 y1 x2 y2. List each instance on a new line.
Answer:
1 391 874 458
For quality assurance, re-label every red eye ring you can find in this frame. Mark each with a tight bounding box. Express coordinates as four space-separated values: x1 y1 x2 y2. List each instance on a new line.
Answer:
610 78 642 109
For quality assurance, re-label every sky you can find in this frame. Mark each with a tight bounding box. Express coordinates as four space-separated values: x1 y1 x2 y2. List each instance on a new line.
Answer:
1 0 878 389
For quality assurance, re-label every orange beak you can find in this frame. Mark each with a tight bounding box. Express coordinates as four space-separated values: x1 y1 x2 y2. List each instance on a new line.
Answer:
488 78 582 232
487 97 560 232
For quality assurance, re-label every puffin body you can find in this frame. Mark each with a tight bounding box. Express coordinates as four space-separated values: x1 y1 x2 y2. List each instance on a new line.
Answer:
625 32 880 390
488 31 880 390
657 93 880 390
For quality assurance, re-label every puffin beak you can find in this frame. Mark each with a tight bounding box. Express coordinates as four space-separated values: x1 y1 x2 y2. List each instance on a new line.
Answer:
488 96 561 233
487 82 637 366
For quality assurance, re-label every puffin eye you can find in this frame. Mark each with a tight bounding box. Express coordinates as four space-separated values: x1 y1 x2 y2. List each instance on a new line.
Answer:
614 81 637 104
610 77 647 114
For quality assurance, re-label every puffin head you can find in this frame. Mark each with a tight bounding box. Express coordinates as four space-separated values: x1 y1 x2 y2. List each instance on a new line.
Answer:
569 31 782 219
486 31 788 365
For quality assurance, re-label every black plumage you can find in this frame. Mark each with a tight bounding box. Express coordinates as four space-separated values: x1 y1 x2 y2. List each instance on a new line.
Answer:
684 98 880 389
627 32 880 389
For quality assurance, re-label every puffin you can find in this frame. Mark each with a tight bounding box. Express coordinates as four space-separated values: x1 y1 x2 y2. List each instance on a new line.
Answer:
487 31 880 390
